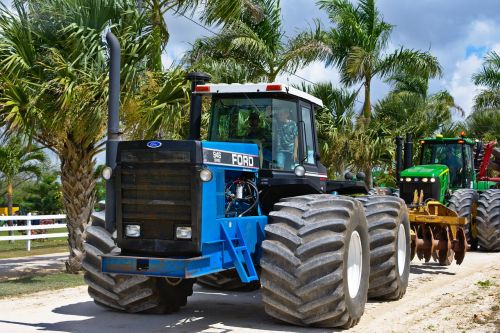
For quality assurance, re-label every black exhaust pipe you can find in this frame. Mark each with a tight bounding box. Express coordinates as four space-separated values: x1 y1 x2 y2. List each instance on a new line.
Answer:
395 136 403 183
403 133 413 170
105 32 121 232
186 72 211 140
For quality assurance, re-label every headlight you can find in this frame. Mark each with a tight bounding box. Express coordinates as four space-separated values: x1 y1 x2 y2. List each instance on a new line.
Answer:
414 178 419 182
102 166 113 180
176 226 192 239
400 178 404 182
422 178 428 182
199 168 213 182
430 178 436 183
405 177 412 182
125 224 141 237
294 165 306 177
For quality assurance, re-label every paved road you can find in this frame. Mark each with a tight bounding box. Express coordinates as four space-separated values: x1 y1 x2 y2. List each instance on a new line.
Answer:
0 252 67 280
0 252 498 333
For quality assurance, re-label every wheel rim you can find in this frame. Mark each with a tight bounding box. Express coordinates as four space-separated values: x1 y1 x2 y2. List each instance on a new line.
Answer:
347 231 362 298
397 224 407 276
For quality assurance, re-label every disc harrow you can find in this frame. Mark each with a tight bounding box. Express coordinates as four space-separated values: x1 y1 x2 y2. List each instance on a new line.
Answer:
409 191 467 266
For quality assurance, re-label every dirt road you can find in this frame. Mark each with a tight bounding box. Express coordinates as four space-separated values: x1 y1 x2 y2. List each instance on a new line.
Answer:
0 252 498 333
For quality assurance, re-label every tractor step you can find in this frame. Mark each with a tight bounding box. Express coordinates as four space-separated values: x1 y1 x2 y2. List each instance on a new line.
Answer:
220 222 259 283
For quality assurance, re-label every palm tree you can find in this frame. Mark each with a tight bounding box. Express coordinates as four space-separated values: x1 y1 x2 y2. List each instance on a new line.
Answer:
316 0 442 125
466 109 500 142
374 72 463 139
472 51 500 111
138 0 264 70
0 137 45 239
186 0 326 81
0 0 171 272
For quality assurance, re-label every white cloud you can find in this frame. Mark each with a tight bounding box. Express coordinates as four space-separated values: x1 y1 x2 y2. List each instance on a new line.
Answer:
447 55 482 116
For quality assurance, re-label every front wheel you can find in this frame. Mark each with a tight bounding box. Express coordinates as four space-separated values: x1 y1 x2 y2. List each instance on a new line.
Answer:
82 211 195 313
260 195 370 328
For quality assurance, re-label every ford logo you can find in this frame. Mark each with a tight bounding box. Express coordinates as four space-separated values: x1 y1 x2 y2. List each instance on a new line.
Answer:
146 141 162 149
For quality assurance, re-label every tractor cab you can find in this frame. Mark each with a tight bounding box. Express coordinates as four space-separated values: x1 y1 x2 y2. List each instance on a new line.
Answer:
195 82 330 213
419 136 475 189
399 135 476 205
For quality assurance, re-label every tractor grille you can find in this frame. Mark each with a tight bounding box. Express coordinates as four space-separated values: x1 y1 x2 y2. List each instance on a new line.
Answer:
115 141 202 256
400 180 440 205
119 163 195 240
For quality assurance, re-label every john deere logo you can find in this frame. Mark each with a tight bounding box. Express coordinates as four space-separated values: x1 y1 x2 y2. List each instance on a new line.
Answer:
147 141 162 148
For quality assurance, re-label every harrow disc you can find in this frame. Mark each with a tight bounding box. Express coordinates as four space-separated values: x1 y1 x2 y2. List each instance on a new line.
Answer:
437 226 453 266
453 227 467 265
416 224 435 262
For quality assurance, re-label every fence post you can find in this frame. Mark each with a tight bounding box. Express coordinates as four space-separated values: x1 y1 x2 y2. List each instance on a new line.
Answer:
26 212 32 251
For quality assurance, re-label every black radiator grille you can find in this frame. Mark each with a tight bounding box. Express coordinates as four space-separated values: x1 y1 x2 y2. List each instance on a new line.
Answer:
400 180 440 205
118 153 196 241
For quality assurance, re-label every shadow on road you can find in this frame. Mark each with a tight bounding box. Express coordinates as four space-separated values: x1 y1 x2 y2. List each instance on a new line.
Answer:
0 287 341 333
410 262 456 276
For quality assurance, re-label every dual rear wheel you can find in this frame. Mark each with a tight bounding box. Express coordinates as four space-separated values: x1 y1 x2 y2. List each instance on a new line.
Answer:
260 194 409 328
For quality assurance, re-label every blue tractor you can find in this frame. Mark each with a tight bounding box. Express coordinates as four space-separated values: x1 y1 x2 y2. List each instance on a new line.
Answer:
82 33 411 328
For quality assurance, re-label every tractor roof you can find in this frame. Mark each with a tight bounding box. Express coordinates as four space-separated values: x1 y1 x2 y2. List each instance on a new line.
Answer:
419 136 476 145
193 83 324 108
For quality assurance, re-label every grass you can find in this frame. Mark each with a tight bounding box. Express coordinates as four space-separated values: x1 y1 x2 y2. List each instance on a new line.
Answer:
0 228 68 259
0 272 85 298
476 280 494 288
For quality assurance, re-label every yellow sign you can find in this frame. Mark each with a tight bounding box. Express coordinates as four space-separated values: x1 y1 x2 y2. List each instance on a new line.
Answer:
0 206 20 215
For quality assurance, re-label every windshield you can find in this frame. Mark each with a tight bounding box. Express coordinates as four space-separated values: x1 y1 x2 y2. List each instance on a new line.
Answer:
421 143 463 187
209 97 299 171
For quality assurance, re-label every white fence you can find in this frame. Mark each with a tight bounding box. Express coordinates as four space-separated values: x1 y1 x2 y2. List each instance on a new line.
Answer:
0 214 67 251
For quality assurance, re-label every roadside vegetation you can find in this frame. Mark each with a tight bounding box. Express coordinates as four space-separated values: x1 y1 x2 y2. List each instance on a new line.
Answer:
0 0 498 273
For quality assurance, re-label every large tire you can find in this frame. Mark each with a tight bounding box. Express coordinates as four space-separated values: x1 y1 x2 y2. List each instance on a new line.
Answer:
82 211 195 313
260 195 370 328
357 196 410 300
476 189 500 251
448 189 479 250
196 269 260 291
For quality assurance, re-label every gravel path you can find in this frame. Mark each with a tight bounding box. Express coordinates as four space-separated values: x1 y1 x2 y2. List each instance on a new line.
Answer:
0 252 498 332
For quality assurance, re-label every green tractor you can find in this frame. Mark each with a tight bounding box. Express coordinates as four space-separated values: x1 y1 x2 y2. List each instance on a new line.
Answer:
395 134 500 263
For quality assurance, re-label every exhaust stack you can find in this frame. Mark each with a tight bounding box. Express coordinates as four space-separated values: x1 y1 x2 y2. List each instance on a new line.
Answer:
395 136 403 183
403 133 413 170
105 32 121 232
186 72 211 140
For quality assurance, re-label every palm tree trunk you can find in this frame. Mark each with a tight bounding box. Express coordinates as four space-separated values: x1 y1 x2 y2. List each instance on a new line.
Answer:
364 165 373 189
362 79 371 126
60 141 97 273
7 181 13 242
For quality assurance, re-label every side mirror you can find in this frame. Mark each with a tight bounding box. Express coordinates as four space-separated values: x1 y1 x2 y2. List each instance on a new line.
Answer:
314 152 321 161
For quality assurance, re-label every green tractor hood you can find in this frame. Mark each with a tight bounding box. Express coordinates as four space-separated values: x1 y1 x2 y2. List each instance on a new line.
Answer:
400 164 449 178
400 164 449 203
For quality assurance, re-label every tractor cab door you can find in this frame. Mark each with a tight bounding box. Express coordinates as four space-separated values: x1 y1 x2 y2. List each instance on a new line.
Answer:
298 100 327 183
